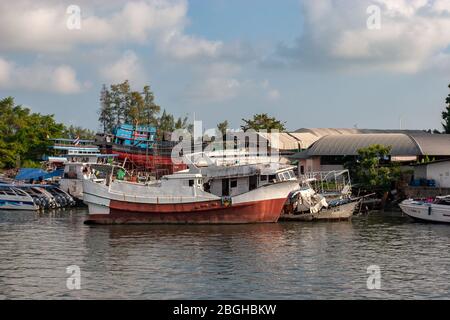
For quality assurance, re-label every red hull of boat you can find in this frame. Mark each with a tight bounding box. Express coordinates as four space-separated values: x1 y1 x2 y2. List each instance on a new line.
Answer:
112 150 186 173
85 198 287 224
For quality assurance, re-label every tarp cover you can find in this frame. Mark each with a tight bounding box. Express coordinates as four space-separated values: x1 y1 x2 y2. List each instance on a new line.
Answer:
15 168 63 181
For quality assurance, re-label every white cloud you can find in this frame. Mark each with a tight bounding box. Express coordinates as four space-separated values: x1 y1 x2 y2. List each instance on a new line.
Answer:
0 0 225 62
261 80 280 101
51 66 83 93
273 0 450 73
184 63 281 104
99 51 145 86
160 31 223 60
0 57 82 94
0 58 12 86
267 89 281 101
187 77 241 103
432 0 450 14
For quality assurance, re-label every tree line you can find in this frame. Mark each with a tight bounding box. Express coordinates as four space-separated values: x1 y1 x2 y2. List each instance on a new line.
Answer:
0 97 100 169
98 80 287 139
2 82 449 170
98 80 191 138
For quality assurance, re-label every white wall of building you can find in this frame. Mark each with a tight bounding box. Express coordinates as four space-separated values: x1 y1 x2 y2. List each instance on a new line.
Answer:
422 161 450 188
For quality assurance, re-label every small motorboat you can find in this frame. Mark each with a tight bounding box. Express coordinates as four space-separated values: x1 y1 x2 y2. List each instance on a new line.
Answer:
399 196 450 223
0 184 39 211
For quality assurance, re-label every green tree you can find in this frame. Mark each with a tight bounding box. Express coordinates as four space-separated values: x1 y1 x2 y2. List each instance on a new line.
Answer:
63 125 96 140
345 144 401 191
241 113 286 132
142 85 160 126
109 80 131 125
158 109 175 135
156 110 192 139
0 97 65 169
99 81 162 130
129 91 145 126
442 84 450 133
217 120 229 137
98 84 114 134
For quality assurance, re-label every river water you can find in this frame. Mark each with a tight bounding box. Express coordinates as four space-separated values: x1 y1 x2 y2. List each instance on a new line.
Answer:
0 208 449 300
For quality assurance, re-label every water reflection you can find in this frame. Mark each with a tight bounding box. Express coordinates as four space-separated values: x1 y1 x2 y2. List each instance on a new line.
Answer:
0 209 449 299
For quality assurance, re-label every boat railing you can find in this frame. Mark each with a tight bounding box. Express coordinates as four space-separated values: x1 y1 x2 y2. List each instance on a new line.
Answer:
105 187 211 202
300 169 352 196
183 151 282 167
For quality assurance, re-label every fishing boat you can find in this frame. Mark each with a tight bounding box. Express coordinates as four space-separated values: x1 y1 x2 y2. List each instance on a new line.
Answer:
0 184 39 211
399 197 450 223
96 124 185 177
82 156 300 224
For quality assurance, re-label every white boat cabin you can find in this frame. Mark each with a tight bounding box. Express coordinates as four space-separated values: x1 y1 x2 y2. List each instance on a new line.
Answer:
158 163 297 198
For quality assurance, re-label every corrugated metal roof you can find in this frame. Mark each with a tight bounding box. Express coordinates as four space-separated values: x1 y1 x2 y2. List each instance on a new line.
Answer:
294 128 427 138
298 134 422 156
295 128 360 137
256 132 321 150
257 132 301 150
286 132 320 149
409 134 450 156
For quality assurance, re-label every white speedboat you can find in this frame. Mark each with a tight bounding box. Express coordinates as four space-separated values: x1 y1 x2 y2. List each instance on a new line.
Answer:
0 185 39 211
399 197 450 223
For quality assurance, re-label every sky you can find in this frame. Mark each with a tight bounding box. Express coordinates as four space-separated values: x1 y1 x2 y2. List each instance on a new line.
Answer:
0 0 449 132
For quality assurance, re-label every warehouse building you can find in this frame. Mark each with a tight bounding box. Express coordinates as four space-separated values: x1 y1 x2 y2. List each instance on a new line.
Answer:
290 132 450 174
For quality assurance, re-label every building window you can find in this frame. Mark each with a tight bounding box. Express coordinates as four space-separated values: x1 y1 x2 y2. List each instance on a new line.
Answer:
320 156 350 165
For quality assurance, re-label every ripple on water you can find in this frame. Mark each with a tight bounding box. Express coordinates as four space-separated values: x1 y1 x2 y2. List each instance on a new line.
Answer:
0 209 449 299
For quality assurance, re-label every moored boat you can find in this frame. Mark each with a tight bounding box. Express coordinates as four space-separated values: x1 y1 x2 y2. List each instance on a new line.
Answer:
280 198 360 221
0 184 39 211
83 161 300 224
399 197 450 223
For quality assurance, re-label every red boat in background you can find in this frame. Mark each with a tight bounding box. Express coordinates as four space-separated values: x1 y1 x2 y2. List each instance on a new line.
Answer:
95 124 186 177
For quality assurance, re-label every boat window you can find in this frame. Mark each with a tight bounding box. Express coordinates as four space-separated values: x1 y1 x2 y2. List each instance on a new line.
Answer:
269 174 276 182
14 189 28 196
230 179 238 188
222 179 230 196
3 188 16 195
260 175 268 182
189 180 194 187
249 175 257 191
